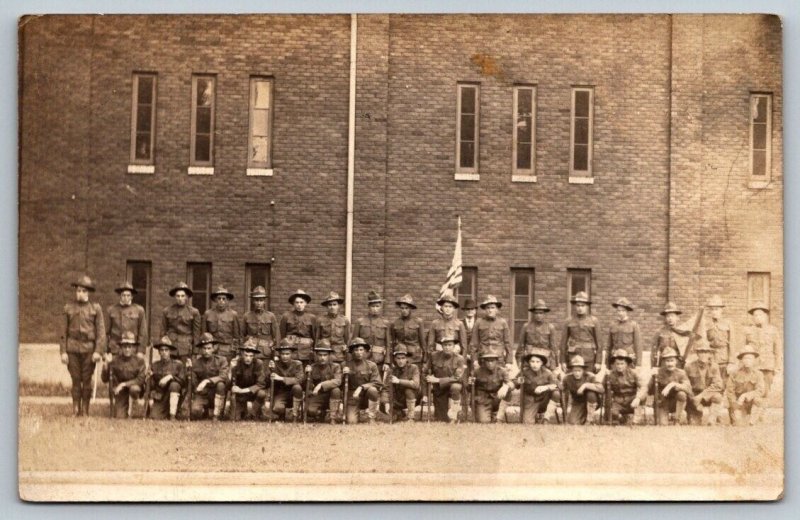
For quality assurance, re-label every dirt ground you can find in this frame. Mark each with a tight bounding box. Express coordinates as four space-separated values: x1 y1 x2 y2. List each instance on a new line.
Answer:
18 403 783 478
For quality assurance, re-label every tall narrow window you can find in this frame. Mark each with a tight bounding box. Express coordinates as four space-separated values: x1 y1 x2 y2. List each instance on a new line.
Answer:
245 263 271 311
129 73 156 169
456 83 480 175
567 269 592 317
247 77 273 173
570 87 594 178
187 263 212 315
456 266 478 317
750 93 772 180
513 86 536 177
510 269 535 343
126 261 151 322
747 272 771 312
190 75 216 169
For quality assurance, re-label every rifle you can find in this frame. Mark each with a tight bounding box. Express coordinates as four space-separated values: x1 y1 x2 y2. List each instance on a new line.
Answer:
143 344 154 419
186 357 193 422
303 365 313 424
230 363 238 422
603 371 612 425
382 364 393 424
469 361 476 424
653 348 661 426
342 372 350 425
518 372 525 424
426 366 433 423
107 362 115 418
268 357 277 424
558 375 568 426
682 307 706 365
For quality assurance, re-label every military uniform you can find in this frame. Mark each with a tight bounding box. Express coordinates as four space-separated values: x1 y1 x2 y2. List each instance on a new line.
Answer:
306 343 343 423
101 335 146 419
353 292 391 367
380 345 421 422
201 286 242 360
605 350 647 424
726 347 766 426
652 302 692 368
391 295 427 365
560 293 602 369
316 292 351 363
342 338 381 423
705 296 735 381
106 282 148 356
684 348 724 425
472 354 514 423
269 341 306 421
61 276 106 416
607 298 642 367
469 296 513 365
280 290 317 366
147 336 186 420
518 347 561 424
230 342 268 420
562 356 603 425
190 337 230 420
649 348 692 425
461 298 478 351
517 321 558 368
160 282 201 361
426 345 466 422
744 302 781 396
428 292 469 358
240 287 280 360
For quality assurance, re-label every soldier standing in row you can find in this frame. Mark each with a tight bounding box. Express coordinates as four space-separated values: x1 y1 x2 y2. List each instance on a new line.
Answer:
202 286 241 361
560 291 601 374
652 302 692 368
160 282 201 363
306 340 344 424
101 331 145 418
470 352 514 423
426 334 466 423
649 347 692 425
605 349 647 425
342 337 382 424
391 294 426 375
280 290 316 368
352 291 391 370
147 336 186 420
561 355 604 425
705 295 736 382
268 339 305 422
190 333 230 421
240 285 280 362
316 291 350 364
684 340 725 425
516 299 558 369
381 344 421 422
744 302 781 398
461 299 478 353
61 275 106 417
607 298 642 367
230 338 268 421
726 346 766 426
105 281 148 361
470 296 513 367
428 291 469 357
517 347 560 424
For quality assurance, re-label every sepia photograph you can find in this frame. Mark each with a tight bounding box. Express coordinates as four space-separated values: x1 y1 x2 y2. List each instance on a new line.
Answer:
17 12 784 502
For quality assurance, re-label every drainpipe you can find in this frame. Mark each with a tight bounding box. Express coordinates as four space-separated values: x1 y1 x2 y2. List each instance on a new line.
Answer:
345 14 357 320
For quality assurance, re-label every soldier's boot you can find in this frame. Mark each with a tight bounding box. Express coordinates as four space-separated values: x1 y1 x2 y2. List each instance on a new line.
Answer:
329 399 342 424
292 398 303 423
367 400 379 424
127 399 134 419
405 399 417 422
544 401 559 424
730 409 744 426
72 398 82 417
169 392 180 420
80 395 91 417
212 395 224 421
748 405 762 426
706 403 723 426
447 399 462 424
496 400 509 423
534 413 546 425
586 403 598 425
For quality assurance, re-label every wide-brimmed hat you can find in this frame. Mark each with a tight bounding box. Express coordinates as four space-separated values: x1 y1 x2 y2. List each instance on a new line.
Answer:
568 355 587 368
250 286 268 299
210 286 234 300
706 295 725 308
321 291 345 306
393 344 410 357
348 337 371 351
314 339 334 353
748 302 770 314
169 282 193 298
522 347 551 365
610 348 633 364
660 347 680 360
479 295 503 309
611 297 634 311
114 281 137 295
694 338 713 353
367 290 384 304
70 275 96 292
239 337 260 353
119 331 138 346
395 294 417 309
154 336 178 351
660 302 682 316
570 291 591 305
529 299 550 313
436 290 459 308
737 346 760 360
276 338 297 351
196 332 217 346
480 352 500 360
288 289 312 304
440 333 459 345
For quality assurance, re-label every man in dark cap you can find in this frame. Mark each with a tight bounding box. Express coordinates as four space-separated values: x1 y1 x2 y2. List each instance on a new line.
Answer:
381 344 421 422
649 347 692 425
101 331 145 418
461 298 479 353
160 282 201 363
268 338 306 422
426 333 467 423
342 337 382 424
60 275 106 416
469 352 515 423
561 355 604 425
607 297 642 367
316 291 351 363
605 349 648 425
305 340 344 424
352 291 391 370
190 333 230 421
202 286 242 361
470 295 513 367
516 299 558 370
240 285 280 362
517 347 560 424
229 338 269 420
279 289 316 368
146 336 186 420
105 281 148 362
560 291 602 374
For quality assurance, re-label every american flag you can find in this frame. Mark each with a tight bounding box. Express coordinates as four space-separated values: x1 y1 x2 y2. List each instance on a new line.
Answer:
436 217 463 313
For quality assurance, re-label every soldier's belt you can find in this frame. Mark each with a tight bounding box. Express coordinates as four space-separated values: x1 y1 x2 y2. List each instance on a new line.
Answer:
293 337 313 346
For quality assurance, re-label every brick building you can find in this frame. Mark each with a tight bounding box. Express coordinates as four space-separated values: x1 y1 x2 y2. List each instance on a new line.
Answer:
19 14 782 353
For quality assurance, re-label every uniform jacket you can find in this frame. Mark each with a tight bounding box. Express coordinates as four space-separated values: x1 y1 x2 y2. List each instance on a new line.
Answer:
725 367 766 402
607 319 642 366
516 321 558 366
241 309 280 350
652 325 692 367
192 354 229 384
744 323 781 371
106 303 148 354
342 358 380 389
231 359 267 392
474 364 513 402
353 315 391 362
102 354 145 386
160 303 201 356
150 358 186 390
426 351 466 385
427 316 468 355
560 315 601 366
279 310 316 338
390 363 421 392
202 307 242 356
272 359 305 387
606 367 647 401
316 313 351 347
391 315 427 363
563 372 604 399
61 301 106 355
684 360 724 395
470 316 513 363
309 361 343 392
518 366 557 396
649 367 693 396
706 317 735 365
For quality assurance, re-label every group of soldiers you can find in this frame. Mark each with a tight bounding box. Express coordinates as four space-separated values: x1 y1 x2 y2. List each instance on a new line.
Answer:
61 275 781 426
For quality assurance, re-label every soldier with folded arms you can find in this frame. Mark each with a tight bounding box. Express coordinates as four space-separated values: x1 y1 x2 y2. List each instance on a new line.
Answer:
381 344 421 422
241 285 280 362
607 297 642 367
469 352 514 423
426 334 467 423
147 336 186 420
202 286 242 361
230 338 269 421
560 291 602 374
101 331 146 418
744 302 782 398
342 337 382 424
316 291 351 364
517 347 560 424
605 349 647 425
160 282 201 363
306 340 344 424
268 339 306 422
352 291 391 370
684 339 724 425
726 345 766 426
105 281 148 361
649 347 692 425
280 289 316 369
562 355 604 425
190 333 230 421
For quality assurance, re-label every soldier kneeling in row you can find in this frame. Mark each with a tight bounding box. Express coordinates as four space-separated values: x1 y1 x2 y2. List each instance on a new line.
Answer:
470 352 514 423
562 355 603 425
649 347 692 425
726 345 766 426
147 336 186 420
306 340 343 423
101 331 146 418
381 344 421 422
684 339 724 425
605 349 647 425
426 334 467 423
518 347 560 424
230 338 268 421
342 338 381 424
269 339 305 421
190 333 229 421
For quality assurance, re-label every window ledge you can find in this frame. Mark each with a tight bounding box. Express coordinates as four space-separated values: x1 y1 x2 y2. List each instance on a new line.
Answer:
569 176 594 184
454 173 480 181
188 166 214 176
127 164 154 175
748 179 772 189
246 168 274 177
512 175 537 183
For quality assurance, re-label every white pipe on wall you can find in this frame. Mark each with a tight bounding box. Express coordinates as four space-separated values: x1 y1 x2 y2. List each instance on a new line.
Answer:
345 14 357 320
